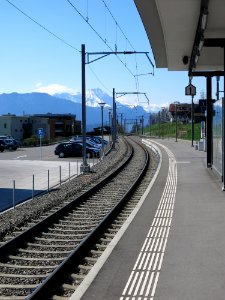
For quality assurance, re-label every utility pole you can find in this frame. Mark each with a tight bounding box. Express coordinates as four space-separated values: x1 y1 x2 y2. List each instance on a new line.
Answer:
191 95 194 146
149 112 151 136
174 102 180 142
158 111 161 138
141 116 144 135
80 44 90 173
112 88 116 149
79 47 154 170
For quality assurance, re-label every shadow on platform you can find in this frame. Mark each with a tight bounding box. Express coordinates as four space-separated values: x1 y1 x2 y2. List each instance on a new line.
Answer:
0 187 45 212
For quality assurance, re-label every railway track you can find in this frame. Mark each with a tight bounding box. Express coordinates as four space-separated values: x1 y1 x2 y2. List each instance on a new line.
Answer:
0 137 159 299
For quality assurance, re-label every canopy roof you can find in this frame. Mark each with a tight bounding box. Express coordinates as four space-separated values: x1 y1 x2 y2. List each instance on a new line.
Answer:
134 0 225 73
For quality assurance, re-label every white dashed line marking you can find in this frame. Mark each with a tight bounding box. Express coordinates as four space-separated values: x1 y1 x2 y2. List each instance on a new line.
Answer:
120 139 177 300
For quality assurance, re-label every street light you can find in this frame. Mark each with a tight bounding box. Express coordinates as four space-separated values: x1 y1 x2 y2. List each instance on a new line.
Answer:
158 111 161 138
161 107 165 139
174 101 180 142
98 102 106 153
108 108 112 143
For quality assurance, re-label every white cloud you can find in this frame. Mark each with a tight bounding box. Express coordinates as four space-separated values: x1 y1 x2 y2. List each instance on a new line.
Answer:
116 95 138 107
34 83 75 95
35 82 43 88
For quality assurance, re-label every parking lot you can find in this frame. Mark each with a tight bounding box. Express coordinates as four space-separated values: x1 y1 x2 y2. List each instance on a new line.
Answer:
0 144 98 212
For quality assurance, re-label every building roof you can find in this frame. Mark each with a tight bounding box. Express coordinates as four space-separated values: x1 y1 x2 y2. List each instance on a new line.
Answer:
134 0 225 72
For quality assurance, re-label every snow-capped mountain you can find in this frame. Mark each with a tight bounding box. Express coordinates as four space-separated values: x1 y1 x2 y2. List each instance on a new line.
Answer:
0 89 163 131
54 88 162 113
54 88 113 108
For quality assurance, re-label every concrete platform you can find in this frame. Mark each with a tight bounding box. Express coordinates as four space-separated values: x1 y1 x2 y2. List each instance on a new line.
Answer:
70 138 225 300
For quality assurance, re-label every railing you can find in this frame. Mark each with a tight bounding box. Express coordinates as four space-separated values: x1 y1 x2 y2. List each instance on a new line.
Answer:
0 156 99 213
0 140 112 213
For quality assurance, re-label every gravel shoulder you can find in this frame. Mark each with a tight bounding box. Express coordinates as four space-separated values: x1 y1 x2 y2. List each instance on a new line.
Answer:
0 138 129 239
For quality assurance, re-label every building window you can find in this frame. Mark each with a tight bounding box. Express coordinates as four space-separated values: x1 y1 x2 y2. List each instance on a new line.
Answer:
15 129 17 132
4 123 7 128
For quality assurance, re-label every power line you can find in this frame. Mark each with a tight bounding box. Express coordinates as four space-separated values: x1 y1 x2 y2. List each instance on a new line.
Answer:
101 0 152 91
65 0 136 77
5 0 151 108
88 65 112 94
5 0 80 53
101 0 136 51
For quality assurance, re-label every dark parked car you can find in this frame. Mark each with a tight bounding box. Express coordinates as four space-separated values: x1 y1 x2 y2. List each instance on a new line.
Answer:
3 139 18 150
92 136 108 146
70 136 108 147
69 138 102 149
0 140 5 152
54 142 100 158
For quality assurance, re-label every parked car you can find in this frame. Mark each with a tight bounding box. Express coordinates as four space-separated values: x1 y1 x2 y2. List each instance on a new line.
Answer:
70 136 108 147
0 135 13 140
92 136 108 145
69 138 102 149
3 139 18 150
0 140 5 152
87 136 105 147
54 142 100 158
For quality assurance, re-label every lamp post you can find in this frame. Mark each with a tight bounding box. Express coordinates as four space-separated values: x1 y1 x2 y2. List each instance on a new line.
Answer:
141 116 144 135
98 102 106 152
158 111 161 138
149 112 151 136
161 107 165 139
108 108 112 143
174 101 180 142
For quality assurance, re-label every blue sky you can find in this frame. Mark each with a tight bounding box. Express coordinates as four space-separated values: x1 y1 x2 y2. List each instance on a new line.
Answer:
0 0 209 111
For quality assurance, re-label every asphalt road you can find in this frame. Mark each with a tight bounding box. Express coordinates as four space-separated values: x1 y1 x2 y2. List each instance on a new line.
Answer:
0 144 96 212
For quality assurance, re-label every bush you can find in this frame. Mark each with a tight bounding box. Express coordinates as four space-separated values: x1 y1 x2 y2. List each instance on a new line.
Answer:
23 137 37 147
23 135 50 146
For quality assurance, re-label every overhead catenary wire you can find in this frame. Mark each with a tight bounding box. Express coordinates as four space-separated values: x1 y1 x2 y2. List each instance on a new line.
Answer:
101 0 143 95
65 0 136 78
100 0 153 98
6 0 151 103
86 0 89 22
101 0 136 51
101 0 142 85
6 0 141 95
135 54 140 96
88 65 112 94
5 0 80 53
66 0 151 106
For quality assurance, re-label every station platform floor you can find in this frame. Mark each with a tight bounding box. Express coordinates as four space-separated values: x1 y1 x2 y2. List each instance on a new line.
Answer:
70 138 225 300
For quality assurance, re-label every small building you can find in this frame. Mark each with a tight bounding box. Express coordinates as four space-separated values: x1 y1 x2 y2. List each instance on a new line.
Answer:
0 114 49 141
34 114 80 139
0 113 81 141
169 101 206 123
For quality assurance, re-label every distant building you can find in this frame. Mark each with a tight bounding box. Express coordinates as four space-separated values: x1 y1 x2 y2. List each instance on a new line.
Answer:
34 113 81 139
169 101 206 123
0 113 81 141
0 114 49 141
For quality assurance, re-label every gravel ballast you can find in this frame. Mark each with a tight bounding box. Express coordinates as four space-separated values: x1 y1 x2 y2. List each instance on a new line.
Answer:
0 138 129 239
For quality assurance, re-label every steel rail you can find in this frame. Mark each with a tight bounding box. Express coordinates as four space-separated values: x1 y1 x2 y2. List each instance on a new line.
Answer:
26 139 149 299
0 140 133 259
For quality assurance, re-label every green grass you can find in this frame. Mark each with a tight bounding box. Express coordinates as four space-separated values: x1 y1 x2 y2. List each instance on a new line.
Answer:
144 122 201 141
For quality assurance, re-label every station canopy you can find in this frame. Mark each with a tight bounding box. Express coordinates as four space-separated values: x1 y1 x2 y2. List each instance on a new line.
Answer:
134 0 225 73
